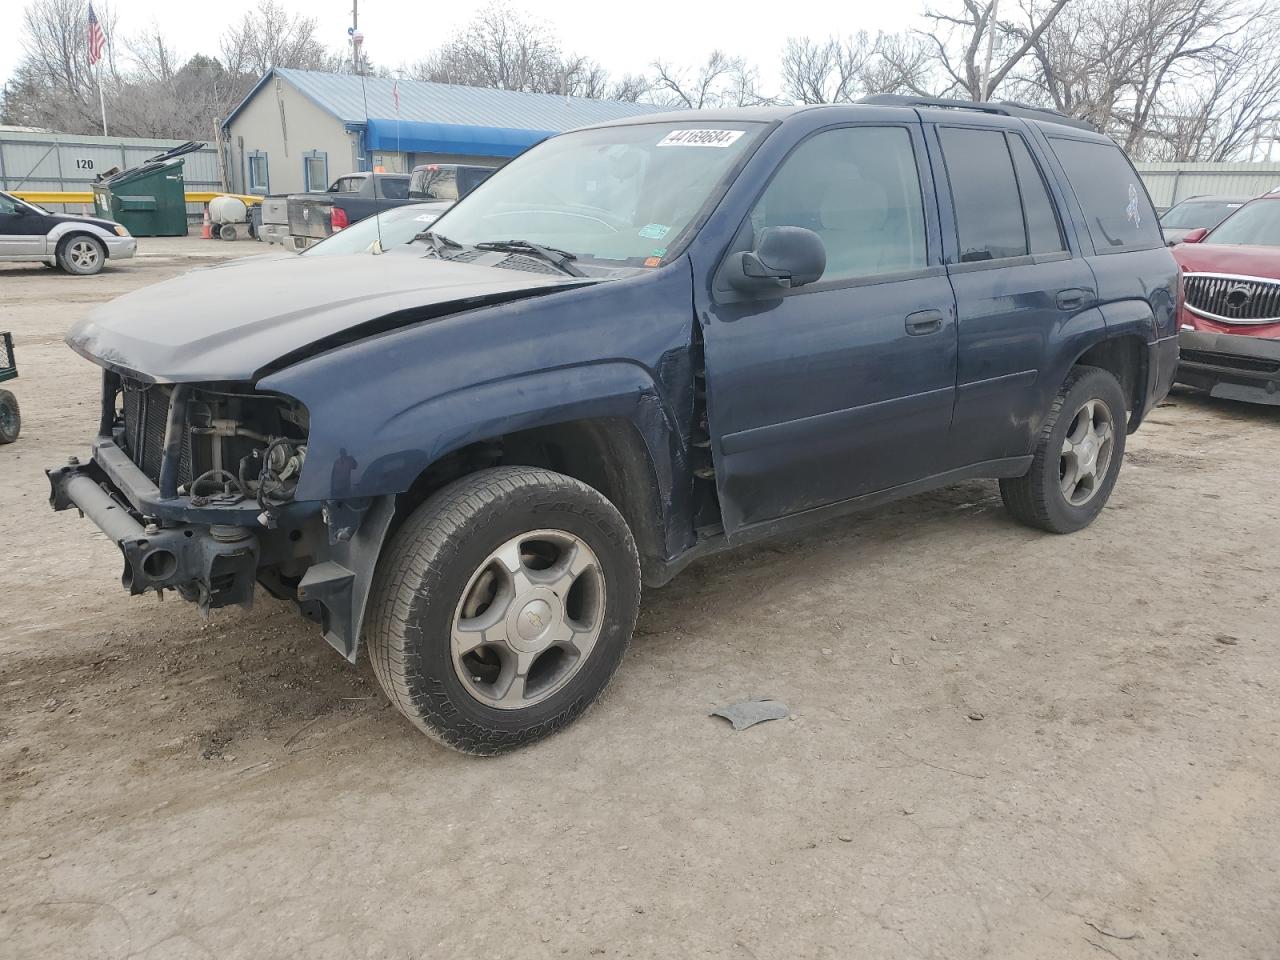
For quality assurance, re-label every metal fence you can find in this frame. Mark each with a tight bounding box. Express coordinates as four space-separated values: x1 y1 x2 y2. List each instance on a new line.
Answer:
1136 161 1280 210
0 131 223 219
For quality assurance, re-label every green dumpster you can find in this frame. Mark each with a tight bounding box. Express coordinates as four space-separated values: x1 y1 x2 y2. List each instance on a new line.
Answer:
91 141 204 237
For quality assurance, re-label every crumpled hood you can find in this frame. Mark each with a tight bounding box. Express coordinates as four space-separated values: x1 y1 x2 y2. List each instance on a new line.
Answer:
1173 242 1280 280
67 252 589 383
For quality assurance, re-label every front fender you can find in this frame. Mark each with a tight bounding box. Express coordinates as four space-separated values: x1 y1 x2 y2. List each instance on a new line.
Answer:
294 360 680 502
47 220 115 246
257 259 699 542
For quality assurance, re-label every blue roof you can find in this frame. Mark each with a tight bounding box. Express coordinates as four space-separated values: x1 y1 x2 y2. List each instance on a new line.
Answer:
223 69 660 157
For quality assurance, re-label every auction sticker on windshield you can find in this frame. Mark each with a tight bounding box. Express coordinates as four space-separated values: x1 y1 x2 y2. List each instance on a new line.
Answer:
657 129 746 148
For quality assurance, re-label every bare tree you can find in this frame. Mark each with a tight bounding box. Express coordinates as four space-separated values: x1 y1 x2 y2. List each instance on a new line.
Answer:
781 34 875 103
650 51 776 108
5 0 121 133
1011 0 1279 158
410 2 621 98
921 0 1071 100
129 23 179 84
218 0 332 79
779 32 938 103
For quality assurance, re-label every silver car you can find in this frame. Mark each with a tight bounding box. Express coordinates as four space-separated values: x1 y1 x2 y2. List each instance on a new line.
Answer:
0 191 137 275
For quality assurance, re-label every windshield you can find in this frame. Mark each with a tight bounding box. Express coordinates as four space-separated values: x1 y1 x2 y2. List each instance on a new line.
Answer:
1 192 47 215
428 121 767 268
1161 200 1242 229
301 204 444 257
1205 199 1280 246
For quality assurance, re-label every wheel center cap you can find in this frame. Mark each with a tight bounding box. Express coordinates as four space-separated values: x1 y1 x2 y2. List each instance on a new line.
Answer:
516 599 553 641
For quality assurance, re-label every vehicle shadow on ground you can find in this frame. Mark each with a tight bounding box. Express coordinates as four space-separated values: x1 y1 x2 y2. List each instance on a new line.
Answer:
19 477 1020 764
1160 385 1280 424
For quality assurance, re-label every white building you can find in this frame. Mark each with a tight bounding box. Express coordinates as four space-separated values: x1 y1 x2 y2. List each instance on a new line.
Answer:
219 68 661 195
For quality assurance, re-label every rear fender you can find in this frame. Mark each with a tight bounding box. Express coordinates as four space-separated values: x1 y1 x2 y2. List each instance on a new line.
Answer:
1038 304 1110 412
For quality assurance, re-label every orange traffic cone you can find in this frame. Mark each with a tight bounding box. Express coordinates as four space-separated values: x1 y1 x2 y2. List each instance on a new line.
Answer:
200 205 212 240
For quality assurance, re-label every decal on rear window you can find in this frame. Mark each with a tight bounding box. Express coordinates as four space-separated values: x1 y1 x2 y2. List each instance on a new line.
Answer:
1126 184 1142 230
657 129 745 148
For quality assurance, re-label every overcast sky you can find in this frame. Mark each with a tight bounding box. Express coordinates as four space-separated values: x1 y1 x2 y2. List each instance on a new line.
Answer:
2 0 923 94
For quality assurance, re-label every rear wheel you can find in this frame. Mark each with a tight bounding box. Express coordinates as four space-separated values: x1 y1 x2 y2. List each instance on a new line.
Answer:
365 467 641 754
0 390 19 443
1000 366 1127 533
56 235 105 275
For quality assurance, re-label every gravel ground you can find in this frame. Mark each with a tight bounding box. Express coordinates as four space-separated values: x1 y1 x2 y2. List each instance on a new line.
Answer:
1 242 1278 960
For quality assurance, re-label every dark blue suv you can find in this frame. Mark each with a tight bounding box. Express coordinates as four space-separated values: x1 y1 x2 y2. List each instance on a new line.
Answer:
49 96 1179 753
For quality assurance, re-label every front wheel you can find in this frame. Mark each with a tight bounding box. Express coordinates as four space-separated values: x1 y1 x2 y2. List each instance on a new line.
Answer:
1000 366 1127 533
365 467 641 754
56 235 106 275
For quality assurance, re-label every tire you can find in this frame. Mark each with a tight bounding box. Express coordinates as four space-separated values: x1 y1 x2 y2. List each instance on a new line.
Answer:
219 223 239 241
365 466 641 754
56 234 106 275
1000 365 1127 534
0 390 19 443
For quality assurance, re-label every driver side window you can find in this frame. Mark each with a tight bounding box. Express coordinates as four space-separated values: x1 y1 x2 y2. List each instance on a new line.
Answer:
750 126 928 282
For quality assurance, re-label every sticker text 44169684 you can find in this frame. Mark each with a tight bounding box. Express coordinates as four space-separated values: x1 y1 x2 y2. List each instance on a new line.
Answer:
657 129 746 148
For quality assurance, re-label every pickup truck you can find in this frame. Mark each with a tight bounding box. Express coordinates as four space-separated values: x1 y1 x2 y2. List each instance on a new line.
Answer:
49 97 1180 755
286 172 411 250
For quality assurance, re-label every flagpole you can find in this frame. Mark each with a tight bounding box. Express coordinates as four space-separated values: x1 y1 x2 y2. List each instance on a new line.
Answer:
96 61 108 137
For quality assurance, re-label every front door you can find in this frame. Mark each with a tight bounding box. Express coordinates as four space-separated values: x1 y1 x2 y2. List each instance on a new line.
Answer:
0 194 50 257
702 123 958 535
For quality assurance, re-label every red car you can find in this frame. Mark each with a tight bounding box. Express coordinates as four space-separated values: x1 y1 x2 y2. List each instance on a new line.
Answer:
1173 188 1280 404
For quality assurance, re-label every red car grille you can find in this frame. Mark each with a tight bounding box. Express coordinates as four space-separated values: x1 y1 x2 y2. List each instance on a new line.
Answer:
1184 273 1280 324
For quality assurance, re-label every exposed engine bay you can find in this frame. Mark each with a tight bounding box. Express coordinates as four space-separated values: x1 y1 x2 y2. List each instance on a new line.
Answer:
116 377 309 510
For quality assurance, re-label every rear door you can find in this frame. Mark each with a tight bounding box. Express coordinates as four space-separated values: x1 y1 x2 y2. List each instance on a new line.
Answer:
928 120 1096 466
703 121 958 534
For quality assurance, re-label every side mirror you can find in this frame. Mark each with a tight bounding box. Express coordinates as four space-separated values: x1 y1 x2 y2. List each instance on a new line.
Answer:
725 226 826 296
1181 227 1208 244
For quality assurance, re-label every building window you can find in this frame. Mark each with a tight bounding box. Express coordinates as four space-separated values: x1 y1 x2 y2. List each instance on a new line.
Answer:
304 151 328 192
248 151 269 194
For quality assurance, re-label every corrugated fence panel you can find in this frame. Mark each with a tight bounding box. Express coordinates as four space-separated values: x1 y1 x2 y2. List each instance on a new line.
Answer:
1136 162 1280 209
1 132 222 219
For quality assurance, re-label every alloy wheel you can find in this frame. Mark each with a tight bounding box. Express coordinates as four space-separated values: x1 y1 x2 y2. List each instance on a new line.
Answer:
450 529 606 710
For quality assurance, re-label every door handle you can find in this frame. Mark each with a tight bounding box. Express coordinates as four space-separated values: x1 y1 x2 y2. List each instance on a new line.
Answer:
905 309 944 336
1056 287 1094 310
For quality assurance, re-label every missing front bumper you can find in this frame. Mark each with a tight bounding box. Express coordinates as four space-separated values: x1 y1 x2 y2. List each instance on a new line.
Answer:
48 457 259 609
46 440 397 661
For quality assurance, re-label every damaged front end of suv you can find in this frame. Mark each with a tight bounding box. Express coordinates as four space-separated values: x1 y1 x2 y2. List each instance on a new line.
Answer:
42 248 601 662
47 369 393 656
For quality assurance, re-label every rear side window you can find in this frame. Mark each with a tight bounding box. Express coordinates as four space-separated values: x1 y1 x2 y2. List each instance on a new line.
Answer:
378 178 409 200
458 167 494 196
939 127 1026 262
410 166 459 201
1007 135 1065 254
1049 137 1161 252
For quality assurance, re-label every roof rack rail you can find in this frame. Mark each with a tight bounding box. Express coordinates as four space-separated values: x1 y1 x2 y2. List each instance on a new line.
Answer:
856 94 1097 133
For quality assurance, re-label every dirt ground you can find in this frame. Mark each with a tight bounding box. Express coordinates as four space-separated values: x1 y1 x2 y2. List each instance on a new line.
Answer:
2 238 1278 960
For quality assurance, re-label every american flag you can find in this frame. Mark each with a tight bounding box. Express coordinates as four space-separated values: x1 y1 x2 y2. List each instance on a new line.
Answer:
87 3 106 67
392 80 400 115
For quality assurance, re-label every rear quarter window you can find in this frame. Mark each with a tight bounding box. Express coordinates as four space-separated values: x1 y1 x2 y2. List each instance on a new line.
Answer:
1049 137 1161 253
379 177 410 200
